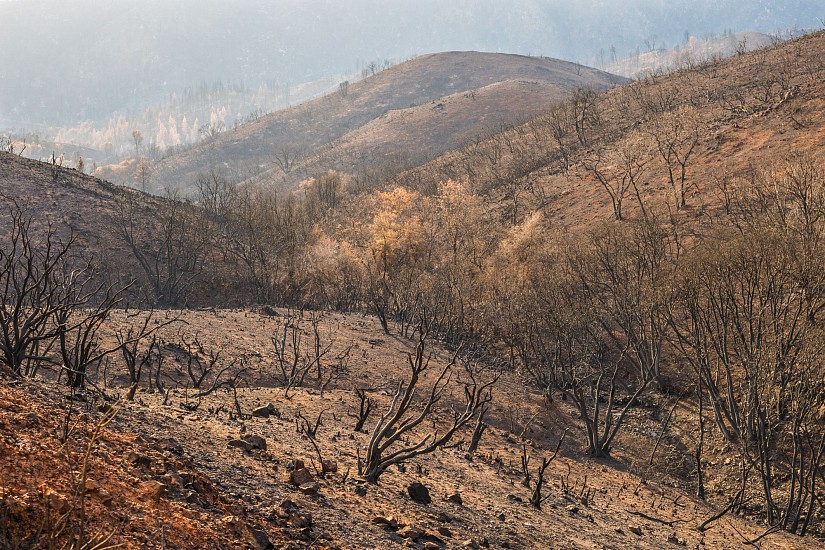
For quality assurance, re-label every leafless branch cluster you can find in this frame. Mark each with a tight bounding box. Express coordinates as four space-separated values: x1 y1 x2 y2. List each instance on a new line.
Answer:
358 327 497 483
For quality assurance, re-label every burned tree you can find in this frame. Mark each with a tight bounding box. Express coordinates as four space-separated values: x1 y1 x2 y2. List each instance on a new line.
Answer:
0 202 75 376
358 330 496 483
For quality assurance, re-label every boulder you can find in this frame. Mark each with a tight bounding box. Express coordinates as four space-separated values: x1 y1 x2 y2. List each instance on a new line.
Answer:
298 482 320 496
371 516 398 530
252 406 271 418
289 467 315 487
241 434 267 450
407 482 431 504
243 524 273 550
228 439 253 452
397 526 424 540
321 459 338 474
141 480 166 501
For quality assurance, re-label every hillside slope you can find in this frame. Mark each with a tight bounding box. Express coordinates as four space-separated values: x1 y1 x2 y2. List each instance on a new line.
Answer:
0 152 227 306
145 52 625 194
391 30 825 230
2 309 816 549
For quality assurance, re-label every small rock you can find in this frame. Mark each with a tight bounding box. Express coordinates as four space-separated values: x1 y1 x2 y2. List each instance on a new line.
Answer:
141 480 166 501
446 492 463 505
566 505 579 514
289 467 315 487
260 305 278 316
435 512 452 523
408 482 431 504
24 412 40 427
397 526 424 540
298 482 320 496
40 488 70 513
321 459 338 474
98 489 113 505
667 534 687 546
371 516 398 529
184 490 204 505
252 406 271 418
289 512 313 528
162 473 184 490
507 494 522 503
84 479 100 494
462 540 479 549
241 434 267 450
161 438 183 455
243 524 273 550
288 459 305 471
629 526 643 536
437 526 452 538
497 513 506 522
279 498 298 511
228 439 253 451
353 485 367 497
127 451 153 468
424 543 441 550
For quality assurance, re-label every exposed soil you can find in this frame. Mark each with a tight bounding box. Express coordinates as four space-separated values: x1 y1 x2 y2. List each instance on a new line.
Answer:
1 309 818 548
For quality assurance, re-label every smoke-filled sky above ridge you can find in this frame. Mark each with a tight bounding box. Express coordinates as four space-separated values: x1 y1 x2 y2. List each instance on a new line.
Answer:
0 0 822 129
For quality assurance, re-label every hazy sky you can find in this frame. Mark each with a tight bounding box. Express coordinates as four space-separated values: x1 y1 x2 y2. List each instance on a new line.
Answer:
0 0 822 129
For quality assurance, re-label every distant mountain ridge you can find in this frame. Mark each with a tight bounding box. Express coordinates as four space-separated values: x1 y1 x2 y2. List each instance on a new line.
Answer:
142 51 625 194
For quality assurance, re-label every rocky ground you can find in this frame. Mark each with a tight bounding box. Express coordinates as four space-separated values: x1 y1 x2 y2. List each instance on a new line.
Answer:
0 309 819 548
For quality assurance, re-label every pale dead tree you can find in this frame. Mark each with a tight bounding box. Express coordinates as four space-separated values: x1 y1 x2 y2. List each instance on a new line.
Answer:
570 87 602 148
646 106 701 210
134 158 151 193
581 147 632 221
131 130 143 158
358 328 496 483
